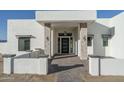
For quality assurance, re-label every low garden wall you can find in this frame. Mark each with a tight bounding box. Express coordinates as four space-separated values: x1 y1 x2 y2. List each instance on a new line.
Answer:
3 57 48 75
89 57 99 76
89 56 124 76
3 51 48 75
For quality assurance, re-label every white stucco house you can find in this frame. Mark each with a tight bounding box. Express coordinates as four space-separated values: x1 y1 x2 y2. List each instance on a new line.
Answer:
1 10 124 75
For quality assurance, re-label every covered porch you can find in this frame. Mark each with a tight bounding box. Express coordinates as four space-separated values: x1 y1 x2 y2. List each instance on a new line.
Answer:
43 22 88 60
36 11 96 60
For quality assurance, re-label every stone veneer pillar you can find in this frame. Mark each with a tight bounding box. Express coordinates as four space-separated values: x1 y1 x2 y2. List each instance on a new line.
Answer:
44 23 51 58
80 23 87 60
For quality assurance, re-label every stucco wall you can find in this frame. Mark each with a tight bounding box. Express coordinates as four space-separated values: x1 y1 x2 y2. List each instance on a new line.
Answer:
101 58 124 75
3 57 48 75
89 57 124 76
89 57 99 76
0 43 7 54
36 10 96 21
14 58 48 75
87 43 93 55
88 13 124 58
109 12 124 58
88 19 111 56
6 20 45 55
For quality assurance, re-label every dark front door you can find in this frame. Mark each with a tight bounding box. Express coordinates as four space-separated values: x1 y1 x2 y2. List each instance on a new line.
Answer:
61 38 69 53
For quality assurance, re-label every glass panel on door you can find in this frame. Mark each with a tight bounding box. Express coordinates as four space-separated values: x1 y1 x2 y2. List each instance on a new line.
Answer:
61 38 69 53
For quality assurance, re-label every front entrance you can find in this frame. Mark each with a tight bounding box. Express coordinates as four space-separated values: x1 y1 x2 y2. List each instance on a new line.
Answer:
61 38 69 53
57 32 75 54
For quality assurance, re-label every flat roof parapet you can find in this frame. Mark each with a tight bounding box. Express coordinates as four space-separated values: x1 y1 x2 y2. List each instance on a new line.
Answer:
36 10 97 22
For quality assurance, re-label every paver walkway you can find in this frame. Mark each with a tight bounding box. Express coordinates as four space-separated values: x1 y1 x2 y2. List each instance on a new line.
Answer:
49 55 88 82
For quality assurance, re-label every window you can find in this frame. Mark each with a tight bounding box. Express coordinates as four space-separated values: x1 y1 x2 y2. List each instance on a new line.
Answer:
103 37 108 47
102 34 110 47
18 37 30 51
58 33 72 36
87 37 92 46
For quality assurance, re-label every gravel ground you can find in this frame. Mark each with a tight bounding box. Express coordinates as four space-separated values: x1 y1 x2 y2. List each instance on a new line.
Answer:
84 74 124 82
1 55 124 82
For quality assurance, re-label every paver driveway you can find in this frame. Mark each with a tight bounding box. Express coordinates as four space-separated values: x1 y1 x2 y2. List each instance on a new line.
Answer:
49 55 88 82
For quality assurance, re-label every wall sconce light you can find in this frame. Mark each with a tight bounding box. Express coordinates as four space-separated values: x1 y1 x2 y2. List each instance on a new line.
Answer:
64 31 67 36
46 37 49 41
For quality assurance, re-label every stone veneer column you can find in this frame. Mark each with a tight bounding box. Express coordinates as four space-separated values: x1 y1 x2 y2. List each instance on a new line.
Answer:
44 23 51 58
80 23 87 60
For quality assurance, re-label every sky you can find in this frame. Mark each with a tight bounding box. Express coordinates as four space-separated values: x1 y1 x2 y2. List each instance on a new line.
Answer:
97 10 124 18
0 10 123 40
0 10 35 40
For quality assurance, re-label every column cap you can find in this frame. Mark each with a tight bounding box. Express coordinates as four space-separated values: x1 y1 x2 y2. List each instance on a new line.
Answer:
3 54 16 58
80 23 87 28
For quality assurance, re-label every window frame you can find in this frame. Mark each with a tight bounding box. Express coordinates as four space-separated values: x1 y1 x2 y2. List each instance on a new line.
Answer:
102 37 108 47
102 34 111 47
18 37 31 51
87 35 94 47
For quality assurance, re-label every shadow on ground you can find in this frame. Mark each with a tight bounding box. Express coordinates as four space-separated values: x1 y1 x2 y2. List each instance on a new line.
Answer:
48 64 84 74
48 55 84 74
